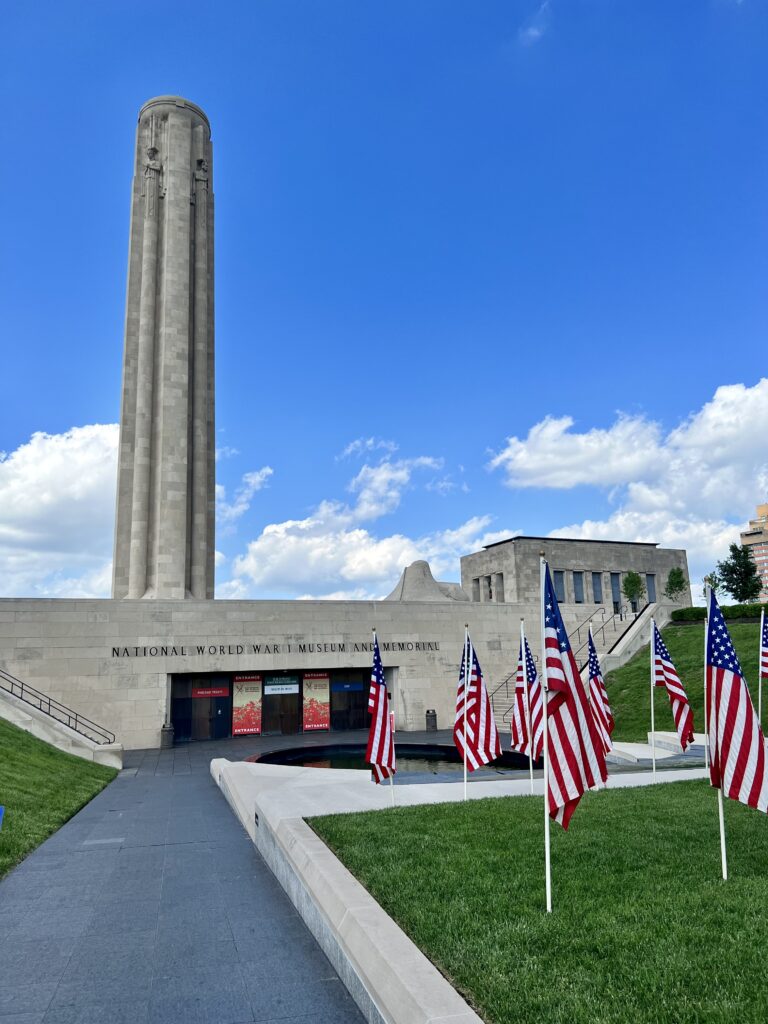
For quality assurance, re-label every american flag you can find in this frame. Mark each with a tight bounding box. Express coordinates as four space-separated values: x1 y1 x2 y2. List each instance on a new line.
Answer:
510 634 544 760
707 589 768 812
453 635 501 770
652 620 694 752
587 631 614 754
365 632 396 784
544 565 608 829
760 609 768 683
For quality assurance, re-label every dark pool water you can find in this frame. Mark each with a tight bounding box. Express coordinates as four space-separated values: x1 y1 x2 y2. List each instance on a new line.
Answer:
250 743 536 783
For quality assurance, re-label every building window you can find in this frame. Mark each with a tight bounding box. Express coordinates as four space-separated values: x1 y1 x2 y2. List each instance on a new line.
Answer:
646 574 657 603
592 572 603 604
554 570 566 604
610 572 621 614
573 571 584 604
484 575 493 601
472 578 480 602
495 573 505 603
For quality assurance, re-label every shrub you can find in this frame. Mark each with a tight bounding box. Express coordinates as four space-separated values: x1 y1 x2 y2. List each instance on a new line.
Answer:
671 602 768 623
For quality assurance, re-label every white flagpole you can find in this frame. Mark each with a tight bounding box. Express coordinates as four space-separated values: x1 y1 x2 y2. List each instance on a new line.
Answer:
718 788 728 880
702 587 727 879
521 618 534 794
389 773 395 807
540 554 552 914
463 624 469 802
759 608 765 730
708 585 712 770
650 618 657 782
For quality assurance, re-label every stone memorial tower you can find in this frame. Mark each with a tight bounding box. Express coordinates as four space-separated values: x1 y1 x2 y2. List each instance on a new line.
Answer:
112 96 215 600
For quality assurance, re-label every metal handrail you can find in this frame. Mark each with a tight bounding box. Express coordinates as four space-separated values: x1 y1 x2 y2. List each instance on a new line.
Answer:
0 668 115 745
573 600 652 667
570 606 607 646
489 653 540 721
571 603 630 661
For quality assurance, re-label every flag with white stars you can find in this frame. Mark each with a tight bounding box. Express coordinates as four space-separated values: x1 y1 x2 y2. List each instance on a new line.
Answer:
543 564 607 829
706 589 768 812
365 632 396 784
652 621 694 752
760 610 768 683
510 633 544 760
454 635 501 771
587 631 614 754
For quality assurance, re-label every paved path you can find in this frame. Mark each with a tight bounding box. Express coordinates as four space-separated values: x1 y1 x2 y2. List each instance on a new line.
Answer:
0 741 365 1024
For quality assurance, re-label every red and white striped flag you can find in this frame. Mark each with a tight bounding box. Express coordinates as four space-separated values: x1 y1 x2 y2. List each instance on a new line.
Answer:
365 632 396 784
587 630 613 754
707 589 768 812
453 634 501 770
760 609 768 683
510 634 544 760
652 620 694 752
543 565 608 829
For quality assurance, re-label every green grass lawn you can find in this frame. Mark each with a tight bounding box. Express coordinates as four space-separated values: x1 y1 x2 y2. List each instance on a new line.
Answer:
607 621 761 742
312 781 768 1024
0 718 117 878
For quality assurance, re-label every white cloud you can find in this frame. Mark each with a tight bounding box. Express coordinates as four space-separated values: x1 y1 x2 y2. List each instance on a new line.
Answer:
489 414 661 488
493 380 768 595
337 437 399 460
0 424 119 597
518 1 551 46
216 467 273 525
215 445 239 462
227 509 507 600
348 457 441 520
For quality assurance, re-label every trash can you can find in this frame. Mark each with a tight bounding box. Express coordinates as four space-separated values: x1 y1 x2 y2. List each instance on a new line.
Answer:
425 709 437 732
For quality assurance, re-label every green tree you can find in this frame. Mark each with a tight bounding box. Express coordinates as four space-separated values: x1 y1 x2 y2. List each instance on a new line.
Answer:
662 567 687 602
703 570 723 596
622 571 646 612
715 543 762 603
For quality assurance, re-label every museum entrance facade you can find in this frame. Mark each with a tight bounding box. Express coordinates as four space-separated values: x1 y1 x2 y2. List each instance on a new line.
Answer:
170 667 374 742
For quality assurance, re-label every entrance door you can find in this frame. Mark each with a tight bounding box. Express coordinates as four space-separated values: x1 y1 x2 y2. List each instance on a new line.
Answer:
330 681 366 730
262 677 300 735
211 695 232 739
171 675 232 742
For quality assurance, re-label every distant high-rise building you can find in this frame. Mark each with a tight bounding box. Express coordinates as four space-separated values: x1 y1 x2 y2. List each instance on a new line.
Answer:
741 503 768 601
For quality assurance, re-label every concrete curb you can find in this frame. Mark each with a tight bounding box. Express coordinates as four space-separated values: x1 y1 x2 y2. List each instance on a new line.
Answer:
212 759 484 1024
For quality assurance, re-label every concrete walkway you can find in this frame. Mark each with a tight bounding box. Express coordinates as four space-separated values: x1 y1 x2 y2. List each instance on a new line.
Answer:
0 741 365 1024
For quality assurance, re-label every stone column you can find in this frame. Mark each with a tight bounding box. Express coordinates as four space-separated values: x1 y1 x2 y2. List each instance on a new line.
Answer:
112 97 215 600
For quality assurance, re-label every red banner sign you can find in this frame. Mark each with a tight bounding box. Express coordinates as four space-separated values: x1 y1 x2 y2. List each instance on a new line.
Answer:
192 686 229 698
303 672 330 731
233 674 262 735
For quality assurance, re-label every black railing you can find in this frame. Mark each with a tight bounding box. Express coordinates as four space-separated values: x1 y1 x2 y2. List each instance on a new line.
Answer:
569 606 607 647
0 668 115 745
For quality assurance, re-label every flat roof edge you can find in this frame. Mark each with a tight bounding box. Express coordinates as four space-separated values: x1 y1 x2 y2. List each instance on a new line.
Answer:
479 535 661 551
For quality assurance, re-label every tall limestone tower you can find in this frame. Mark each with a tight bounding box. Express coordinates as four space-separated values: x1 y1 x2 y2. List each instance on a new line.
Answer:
112 96 215 600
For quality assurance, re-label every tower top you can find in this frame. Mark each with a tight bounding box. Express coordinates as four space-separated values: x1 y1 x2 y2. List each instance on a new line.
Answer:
138 96 210 132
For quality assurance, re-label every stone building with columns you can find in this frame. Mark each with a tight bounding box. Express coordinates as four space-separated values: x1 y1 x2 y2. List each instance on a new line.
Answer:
0 97 691 756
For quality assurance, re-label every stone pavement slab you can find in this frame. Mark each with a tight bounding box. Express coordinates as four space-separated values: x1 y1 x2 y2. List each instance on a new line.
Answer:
0 744 365 1024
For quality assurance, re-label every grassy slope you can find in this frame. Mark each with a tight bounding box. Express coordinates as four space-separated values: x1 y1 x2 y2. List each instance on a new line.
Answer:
312 782 768 1024
0 717 116 878
607 621 761 742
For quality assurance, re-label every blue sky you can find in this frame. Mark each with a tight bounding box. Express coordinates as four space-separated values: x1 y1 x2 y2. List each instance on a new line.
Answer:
1 0 767 600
